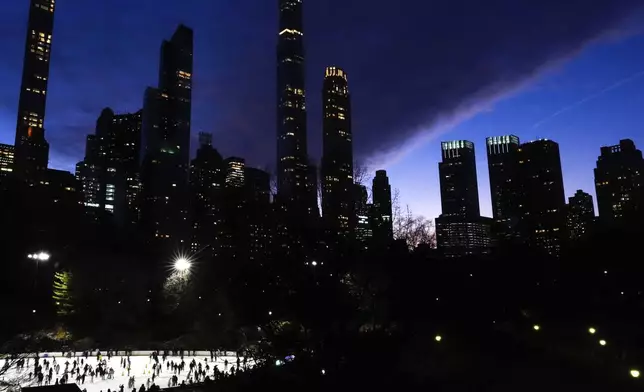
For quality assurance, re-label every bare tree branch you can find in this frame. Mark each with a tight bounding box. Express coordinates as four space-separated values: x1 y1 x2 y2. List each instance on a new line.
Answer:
391 192 436 250
353 162 372 202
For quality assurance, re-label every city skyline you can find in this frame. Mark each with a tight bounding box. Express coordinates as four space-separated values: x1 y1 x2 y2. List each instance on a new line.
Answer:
1 0 644 222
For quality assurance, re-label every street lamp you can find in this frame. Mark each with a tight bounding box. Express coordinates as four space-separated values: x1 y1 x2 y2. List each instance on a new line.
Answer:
28 251 50 314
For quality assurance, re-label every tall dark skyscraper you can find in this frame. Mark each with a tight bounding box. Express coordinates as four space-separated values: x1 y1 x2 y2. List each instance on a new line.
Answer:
76 108 142 227
371 170 393 243
486 135 520 238
436 140 490 257
516 139 566 256
566 189 595 241
189 132 225 256
244 167 272 263
438 140 480 218
594 139 644 222
13 0 56 177
276 0 309 206
141 25 193 246
321 66 353 240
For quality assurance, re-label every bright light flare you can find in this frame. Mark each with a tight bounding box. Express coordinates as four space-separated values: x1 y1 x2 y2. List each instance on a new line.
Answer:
28 252 50 261
533 325 540 331
435 335 442 342
174 257 192 272
588 327 596 335
599 340 607 346
630 369 640 378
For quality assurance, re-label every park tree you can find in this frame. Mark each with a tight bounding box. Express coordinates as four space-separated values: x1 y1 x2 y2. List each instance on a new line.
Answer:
52 271 74 317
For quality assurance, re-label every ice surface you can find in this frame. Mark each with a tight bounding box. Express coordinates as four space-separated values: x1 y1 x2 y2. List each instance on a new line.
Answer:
0 352 250 392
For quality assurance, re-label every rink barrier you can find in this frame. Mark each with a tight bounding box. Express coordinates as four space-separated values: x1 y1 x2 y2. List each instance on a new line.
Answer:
4 350 239 358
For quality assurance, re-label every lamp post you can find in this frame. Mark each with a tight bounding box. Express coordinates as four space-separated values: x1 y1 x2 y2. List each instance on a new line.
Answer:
27 251 50 316
28 251 50 291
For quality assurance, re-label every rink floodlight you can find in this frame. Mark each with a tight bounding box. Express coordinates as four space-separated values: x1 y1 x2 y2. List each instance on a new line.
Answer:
174 257 192 272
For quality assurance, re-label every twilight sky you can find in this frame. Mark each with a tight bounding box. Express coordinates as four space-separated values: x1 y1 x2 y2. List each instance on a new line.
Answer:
1 0 644 221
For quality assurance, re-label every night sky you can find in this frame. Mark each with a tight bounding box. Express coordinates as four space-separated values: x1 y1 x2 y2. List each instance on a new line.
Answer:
1 0 644 220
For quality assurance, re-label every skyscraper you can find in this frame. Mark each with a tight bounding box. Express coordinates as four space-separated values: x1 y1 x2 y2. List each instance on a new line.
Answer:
486 135 520 238
436 140 491 257
566 189 595 241
189 132 225 256
438 140 480 218
594 139 644 222
76 108 142 226
225 157 246 188
244 167 272 263
353 184 372 249
277 0 308 206
516 139 566 256
140 25 193 246
321 66 354 241
13 0 56 177
371 170 393 243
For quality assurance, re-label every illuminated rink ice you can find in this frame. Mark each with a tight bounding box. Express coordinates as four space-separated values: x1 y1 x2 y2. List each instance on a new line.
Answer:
0 351 251 392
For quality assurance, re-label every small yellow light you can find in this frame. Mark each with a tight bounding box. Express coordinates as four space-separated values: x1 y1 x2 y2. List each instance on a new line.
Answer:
599 340 607 346
630 369 640 378
533 325 540 331
435 335 442 342
589 327 596 334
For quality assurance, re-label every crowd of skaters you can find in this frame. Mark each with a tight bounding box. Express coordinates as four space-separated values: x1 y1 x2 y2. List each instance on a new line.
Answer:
2 349 251 391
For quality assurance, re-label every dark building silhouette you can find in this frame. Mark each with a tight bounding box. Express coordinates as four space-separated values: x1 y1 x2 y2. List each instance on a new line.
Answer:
305 163 319 218
140 25 193 247
436 140 491 257
189 133 225 257
76 108 142 227
276 0 309 208
371 170 393 243
0 168 82 252
321 66 354 242
353 184 372 250
594 139 644 222
486 135 520 239
0 144 15 175
244 167 272 263
221 157 249 263
566 189 595 241
439 140 480 218
516 139 566 256
435 218 492 257
13 0 56 178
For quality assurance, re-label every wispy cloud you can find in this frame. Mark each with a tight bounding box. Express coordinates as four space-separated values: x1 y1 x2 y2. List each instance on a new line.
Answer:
533 69 644 129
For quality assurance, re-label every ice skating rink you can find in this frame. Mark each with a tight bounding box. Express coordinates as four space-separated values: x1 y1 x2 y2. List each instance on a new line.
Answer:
0 351 250 391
